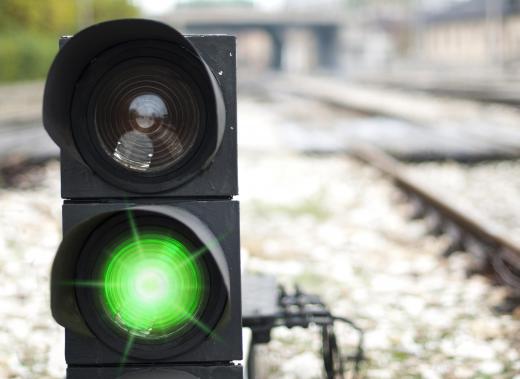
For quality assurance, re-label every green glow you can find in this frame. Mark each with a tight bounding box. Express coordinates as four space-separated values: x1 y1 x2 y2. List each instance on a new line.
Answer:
101 233 206 340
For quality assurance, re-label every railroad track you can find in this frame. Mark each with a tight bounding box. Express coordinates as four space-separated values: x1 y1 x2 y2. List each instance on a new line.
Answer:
0 123 58 187
263 74 520 162
354 146 520 310
0 82 59 185
358 74 520 107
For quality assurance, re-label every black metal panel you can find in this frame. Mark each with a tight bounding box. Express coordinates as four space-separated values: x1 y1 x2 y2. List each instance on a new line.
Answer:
67 365 243 379
242 274 279 322
59 34 237 199
60 200 242 365
242 274 280 345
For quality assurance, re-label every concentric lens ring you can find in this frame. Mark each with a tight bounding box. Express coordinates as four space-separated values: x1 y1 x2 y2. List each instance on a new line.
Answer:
94 59 204 174
101 233 207 340
71 40 223 193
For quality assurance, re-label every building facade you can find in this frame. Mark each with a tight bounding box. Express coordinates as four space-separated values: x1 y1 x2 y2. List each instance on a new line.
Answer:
420 0 520 69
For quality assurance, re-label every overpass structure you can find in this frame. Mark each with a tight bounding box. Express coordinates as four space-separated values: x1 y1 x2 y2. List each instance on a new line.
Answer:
163 8 345 70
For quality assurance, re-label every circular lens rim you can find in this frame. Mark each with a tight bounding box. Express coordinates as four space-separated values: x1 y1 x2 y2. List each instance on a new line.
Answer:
75 211 228 360
71 40 223 194
92 60 205 174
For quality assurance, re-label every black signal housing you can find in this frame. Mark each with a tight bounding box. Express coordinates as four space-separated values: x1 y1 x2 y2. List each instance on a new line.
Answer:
43 19 242 378
43 19 237 197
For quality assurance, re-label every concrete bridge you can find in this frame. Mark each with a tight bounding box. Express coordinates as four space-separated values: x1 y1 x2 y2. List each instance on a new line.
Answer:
163 8 345 71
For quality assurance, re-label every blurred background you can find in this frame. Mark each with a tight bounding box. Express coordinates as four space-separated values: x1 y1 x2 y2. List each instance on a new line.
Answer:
1 0 520 378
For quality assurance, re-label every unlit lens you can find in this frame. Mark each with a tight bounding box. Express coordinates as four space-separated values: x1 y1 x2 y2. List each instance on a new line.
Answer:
130 94 167 130
94 59 204 174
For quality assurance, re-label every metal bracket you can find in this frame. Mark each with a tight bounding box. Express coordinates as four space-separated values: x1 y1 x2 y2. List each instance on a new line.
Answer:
242 275 364 379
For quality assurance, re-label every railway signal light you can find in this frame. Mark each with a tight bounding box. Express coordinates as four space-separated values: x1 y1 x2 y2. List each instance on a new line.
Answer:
43 19 242 378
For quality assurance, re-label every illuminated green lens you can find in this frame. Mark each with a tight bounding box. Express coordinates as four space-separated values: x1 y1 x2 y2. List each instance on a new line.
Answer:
101 233 206 339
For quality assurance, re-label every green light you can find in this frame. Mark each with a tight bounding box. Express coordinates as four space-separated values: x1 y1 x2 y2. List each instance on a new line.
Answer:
101 233 206 340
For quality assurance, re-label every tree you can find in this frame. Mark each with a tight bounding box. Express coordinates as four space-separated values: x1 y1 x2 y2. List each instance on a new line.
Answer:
0 0 140 82
0 0 139 34
0 0 76 34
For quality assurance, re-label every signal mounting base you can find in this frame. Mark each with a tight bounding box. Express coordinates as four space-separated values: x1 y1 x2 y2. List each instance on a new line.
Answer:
242 274 364 379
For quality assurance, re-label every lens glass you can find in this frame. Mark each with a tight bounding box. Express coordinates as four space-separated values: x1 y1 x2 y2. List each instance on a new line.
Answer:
93 59 204 174
101 232 207 340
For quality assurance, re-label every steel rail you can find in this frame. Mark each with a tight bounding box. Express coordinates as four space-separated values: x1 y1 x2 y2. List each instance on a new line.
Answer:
354 145 520 294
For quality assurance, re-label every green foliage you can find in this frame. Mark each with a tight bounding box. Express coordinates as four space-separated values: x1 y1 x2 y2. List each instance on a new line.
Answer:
0 0 139 82
0 32 57 82
0 0 77 34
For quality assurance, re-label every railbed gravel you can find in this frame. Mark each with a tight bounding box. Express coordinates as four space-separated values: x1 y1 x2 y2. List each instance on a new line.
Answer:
0 155 519 379
406 160 520 246
240 152 520 379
